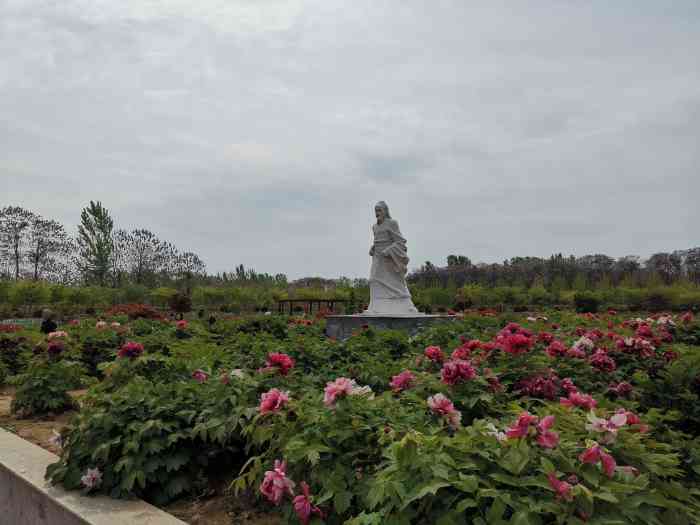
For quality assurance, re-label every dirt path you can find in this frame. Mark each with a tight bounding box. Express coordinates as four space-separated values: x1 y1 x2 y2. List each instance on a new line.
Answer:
0 386 77 455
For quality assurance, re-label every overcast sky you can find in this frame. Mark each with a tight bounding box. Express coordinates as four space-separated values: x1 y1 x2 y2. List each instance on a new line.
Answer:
1 1 698 279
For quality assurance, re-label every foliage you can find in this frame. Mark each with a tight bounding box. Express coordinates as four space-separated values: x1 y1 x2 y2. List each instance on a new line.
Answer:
37 309 700 524
11 358 84 417
46 367 258 503
574 292 601 313
77 201 114 287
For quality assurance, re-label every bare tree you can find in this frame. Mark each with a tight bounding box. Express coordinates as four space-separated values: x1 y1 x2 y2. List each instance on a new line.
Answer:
0 206 36 280
26 216 70 280
123 229 170 285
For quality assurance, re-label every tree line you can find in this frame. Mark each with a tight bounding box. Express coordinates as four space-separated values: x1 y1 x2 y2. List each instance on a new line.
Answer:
0 202 206 288
410 250 700 290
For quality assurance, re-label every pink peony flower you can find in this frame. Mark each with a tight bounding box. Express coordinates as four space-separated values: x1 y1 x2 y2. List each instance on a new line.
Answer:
424 346 445 363
323 377 371 407
600 450 617 477
566 347 587 359
440 359 477 385
259 388 290 415
69 319 80 326
81 467 103 490
507 412 559 448
681 311 694 324
117 341 144 359
536 432 560 449
579 443 617 478
176 320 188 330
560 377 578 393
505 412 538 439
586 411 627 443
560 391 597 411
293 482 324 525
192 369 209 382
547 472 573 501
427 393 461 428
47 331 68 340
389 370 415 392
260 460 295 505
95 321 107 330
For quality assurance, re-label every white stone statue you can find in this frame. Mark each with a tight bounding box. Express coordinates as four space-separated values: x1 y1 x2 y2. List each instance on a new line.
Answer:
363 201 421 315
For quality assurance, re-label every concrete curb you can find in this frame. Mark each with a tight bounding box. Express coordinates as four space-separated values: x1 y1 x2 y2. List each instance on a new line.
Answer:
0 428 187 525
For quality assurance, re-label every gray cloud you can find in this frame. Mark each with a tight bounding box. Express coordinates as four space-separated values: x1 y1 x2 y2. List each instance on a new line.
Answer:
1 0 698 278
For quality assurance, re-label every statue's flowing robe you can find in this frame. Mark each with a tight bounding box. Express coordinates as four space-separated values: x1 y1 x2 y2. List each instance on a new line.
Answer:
365 219 419 315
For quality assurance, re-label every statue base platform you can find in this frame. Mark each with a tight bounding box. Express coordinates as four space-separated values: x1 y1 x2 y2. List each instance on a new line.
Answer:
325 314 456 340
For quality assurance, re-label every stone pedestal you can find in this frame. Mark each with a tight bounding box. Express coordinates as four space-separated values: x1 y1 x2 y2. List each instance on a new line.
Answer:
325 314 455 340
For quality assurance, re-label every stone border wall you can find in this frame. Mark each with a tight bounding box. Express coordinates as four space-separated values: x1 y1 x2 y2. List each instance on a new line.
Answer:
0 428 186 525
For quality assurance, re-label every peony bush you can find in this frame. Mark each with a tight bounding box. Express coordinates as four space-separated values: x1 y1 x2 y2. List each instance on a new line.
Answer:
24 309 700 523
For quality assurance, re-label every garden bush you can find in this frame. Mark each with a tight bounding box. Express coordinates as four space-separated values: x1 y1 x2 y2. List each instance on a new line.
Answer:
11 358 84 417
40 310 700 524
573 292 601 313
46 369 259 503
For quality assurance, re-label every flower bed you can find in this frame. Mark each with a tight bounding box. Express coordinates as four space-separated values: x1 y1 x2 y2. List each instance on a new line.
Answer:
3 310 700 523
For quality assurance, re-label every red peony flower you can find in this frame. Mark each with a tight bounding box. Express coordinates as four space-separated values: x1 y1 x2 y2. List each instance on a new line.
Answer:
537 332 555 345
501 333 534 355
607 382 633 398
47 340 65 356
545 340 568 358
118 341 144 359
590 349 616 373
424 346 445 363
263 353 295 376
440 359 477 385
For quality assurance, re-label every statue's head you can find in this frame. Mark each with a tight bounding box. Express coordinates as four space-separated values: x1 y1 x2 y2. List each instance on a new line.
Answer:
375 201 391 221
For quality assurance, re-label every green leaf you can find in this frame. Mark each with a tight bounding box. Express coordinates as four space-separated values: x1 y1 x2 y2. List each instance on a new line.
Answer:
594 491 619 503
401 481 450 509
455 497 477 512
164 452 190 472
334 490 353 514
454 474 478 493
